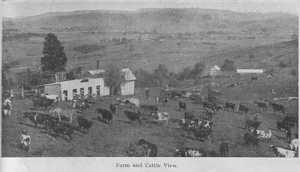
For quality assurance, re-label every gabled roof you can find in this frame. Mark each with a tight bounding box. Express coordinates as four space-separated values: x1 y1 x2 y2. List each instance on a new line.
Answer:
88 69 105 75
121 68 136 81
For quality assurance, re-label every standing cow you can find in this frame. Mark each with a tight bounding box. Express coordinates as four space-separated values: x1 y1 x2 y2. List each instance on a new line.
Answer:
178 101 187 111
219 142 229 157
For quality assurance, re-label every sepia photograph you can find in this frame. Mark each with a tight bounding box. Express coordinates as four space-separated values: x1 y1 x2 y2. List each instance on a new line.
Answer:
1 0 299 158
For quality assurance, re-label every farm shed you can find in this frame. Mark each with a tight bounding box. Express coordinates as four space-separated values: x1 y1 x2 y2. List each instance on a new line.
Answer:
41 77 110 101
237 69 264 74
120 68 136 96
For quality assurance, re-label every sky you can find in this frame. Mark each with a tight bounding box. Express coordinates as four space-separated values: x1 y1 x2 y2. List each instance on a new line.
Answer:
2 0 299 18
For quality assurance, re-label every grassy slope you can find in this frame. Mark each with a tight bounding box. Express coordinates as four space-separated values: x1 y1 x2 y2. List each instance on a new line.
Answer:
2 9 298 73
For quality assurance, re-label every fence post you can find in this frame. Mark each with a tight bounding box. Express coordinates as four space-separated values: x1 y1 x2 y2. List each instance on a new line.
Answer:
21 86 24 99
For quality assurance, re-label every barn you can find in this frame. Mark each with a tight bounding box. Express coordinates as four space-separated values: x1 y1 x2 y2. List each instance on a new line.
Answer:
120 68 136 96
41 77 110 101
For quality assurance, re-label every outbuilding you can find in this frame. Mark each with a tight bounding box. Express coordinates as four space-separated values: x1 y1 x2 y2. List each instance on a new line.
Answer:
42 77 110 101
120 68 136 96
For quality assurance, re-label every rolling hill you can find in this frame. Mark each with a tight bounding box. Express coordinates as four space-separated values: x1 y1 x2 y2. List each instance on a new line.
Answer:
2 8 298 74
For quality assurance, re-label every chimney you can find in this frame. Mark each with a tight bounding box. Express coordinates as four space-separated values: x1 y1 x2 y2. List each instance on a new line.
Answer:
96 60 100 69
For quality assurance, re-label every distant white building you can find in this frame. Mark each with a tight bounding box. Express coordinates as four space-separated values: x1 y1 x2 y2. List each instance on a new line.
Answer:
236 69 264 74
209 65 221 77
42 77 110 101
120 68 136 96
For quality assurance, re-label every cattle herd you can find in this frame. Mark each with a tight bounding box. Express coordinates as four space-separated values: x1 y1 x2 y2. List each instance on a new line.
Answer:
10 88 299 157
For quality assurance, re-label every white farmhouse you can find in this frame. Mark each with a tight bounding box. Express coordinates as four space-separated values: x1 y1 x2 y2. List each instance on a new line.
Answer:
236 69 264 74
42 77 110 101
120 68 136 96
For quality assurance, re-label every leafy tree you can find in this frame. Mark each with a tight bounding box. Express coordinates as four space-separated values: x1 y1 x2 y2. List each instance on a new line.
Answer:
221 59 236 71
153 64 170 86
249 53 255 60
190 62 205 79
104 64 122 95
41 33 67 73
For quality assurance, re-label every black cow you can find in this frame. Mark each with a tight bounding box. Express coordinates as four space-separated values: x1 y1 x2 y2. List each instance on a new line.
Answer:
77 116 93 132
184 112 195 120
219 142 229 157
178 101 187 111
282 116 298 127
254 101 268 111
137 139 157 157
192 128 212 141
174 147 207 157
32 96 54 109
140 105 158 114
124 110 142 123
269 102 285 114
238 104 249 114
245 119 261 131
96 108 113 124
244 133 258 145
51 122 74 141
276 121 290 132
224 102 235 111
23 111 55 128
110 104 117 114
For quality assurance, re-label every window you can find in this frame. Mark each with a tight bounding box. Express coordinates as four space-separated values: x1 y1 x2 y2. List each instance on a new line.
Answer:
80 88 84 97
63 90 68 101
73 89 77 99
88 87 92 96
96 85 100 96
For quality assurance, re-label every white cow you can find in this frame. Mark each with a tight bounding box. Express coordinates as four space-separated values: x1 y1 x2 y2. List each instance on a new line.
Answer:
270 145 296 158
49 107 75 123
290 139 299 151
256 130 272 139
153 112 169 125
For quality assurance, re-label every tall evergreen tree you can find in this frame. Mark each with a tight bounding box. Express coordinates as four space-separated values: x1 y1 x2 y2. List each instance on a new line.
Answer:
41 33 67 73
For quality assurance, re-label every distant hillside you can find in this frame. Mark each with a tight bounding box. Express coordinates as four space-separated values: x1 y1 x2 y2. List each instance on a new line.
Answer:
4 8 297 34
2 8 298 74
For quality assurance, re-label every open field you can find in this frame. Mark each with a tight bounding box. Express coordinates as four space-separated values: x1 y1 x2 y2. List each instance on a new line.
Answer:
2 72 298 157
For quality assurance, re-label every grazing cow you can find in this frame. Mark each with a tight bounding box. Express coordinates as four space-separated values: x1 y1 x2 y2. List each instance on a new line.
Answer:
192 128 212 141
184 112 195 120
96 108 113 124
32 96 54 109
224 102 235 111
137 139 157 157
23 111 55 128
270 145 296 158
244 133 259 145
276 121 290 132
178 101 187 111
140 105 158 114
49 107 74 123
110 104 117 114
124 110 142 123
238 104 249 114
254 101 268 111
256 130 272 140
19 130 31 152
3 98 12 117
174 147 206 157
77 116 93 132
245 119 261 131
289 138 299 151
269 102 285 114
203 120 213 129
153 112 169 125
282 116 297 128
219 142 229 157
49 122 74 141
251 76 258 80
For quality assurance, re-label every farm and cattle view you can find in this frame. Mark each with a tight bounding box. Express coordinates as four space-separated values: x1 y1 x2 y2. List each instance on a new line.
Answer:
2 5 298 157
